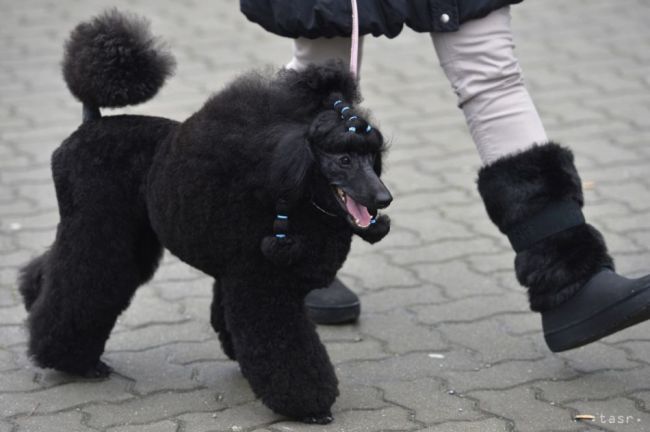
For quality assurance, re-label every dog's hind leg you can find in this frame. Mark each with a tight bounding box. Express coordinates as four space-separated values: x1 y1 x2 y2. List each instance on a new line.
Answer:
210 278 236 360
25 213 162 378
220 275 338 423
18 251 50 311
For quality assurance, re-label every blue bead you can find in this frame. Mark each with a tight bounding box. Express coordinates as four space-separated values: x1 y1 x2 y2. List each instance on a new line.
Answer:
341 106 350 113
348 116 358 121
275 233 286 238
370 218 376 224
366 125 372 133
333 99 343 107
348 127 356 133
276 214 288 219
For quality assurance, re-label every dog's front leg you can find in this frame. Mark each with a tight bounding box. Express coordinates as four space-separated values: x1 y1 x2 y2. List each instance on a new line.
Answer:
220 275 338 424
210 278 236 360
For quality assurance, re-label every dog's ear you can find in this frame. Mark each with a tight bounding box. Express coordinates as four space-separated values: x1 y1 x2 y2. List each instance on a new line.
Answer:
267 126 314 202
261 126 313 266
354 214 391 244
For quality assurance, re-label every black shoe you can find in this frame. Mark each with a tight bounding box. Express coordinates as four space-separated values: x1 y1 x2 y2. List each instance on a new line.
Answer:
543 269 650 352
305 278 360 324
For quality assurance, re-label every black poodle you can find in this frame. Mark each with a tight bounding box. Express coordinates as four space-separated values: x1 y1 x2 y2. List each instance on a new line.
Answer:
18 10 392 424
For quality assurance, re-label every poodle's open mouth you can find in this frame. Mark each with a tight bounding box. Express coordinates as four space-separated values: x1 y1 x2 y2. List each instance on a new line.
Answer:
334 187 376 229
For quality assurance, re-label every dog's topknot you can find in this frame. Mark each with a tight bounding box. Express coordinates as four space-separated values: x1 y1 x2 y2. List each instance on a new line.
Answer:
62 9 175 108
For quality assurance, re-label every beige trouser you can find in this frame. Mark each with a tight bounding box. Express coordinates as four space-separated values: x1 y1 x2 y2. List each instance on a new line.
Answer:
286 7 547 165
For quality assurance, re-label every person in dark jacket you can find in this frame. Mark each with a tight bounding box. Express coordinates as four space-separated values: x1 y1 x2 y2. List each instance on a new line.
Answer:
240 0 650 353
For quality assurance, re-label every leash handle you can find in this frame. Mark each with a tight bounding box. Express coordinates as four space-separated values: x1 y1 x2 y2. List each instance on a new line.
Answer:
350 0 359 78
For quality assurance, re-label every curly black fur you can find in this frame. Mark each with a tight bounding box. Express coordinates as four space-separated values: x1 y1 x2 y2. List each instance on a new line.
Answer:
353 214 391 243
19 11 391 423
18 251 49 310
477 143 614 311
62 9 175 108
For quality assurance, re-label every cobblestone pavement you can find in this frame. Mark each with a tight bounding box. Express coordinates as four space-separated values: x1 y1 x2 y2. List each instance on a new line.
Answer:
2 0 650 431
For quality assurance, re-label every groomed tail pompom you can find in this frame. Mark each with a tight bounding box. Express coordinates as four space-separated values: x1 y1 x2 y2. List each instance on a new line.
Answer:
261 235 306 267
62 9 175 108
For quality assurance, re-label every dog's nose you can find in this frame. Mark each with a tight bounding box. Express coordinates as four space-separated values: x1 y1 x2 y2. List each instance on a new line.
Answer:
374 189 393 209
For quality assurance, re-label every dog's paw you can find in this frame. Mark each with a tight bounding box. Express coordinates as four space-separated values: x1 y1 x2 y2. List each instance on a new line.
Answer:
302 414 333 425
80 360 113 379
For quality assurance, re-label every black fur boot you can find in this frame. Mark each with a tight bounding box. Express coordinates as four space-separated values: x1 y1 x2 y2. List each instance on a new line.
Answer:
477 143 650 352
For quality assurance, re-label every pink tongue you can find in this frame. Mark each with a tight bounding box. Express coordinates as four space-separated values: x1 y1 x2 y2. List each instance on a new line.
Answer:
345 195 372 227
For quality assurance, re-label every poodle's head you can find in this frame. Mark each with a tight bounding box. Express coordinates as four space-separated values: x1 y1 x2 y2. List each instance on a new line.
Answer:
266 94 392 247
261 63 393 265
309 97 392 232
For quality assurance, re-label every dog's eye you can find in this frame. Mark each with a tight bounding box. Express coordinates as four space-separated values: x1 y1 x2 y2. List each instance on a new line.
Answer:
339 156 351 166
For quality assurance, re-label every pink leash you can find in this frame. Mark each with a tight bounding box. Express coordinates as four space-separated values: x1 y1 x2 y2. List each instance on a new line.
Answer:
349 0 359 78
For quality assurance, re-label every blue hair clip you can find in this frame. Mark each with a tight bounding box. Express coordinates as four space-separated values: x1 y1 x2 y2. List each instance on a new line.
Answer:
276 214 288 220
275 233 286 238
348 126 356 133
333 99 343 108
366 125 372 133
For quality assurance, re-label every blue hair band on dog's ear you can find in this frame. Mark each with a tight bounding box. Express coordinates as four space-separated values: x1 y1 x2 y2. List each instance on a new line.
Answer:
348 126 356 133
348 116 358 121
333 100 343 107
276 214 288 220
341 106 350 114
366 125 372 133
275 233 286 238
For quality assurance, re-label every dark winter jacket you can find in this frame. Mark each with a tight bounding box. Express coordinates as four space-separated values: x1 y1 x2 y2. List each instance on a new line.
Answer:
240 0 523 39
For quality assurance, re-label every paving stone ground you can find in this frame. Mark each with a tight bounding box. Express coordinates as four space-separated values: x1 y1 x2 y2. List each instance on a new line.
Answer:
1 0 650 431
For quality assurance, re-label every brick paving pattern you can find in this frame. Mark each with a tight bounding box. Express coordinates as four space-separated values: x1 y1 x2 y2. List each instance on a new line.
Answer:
1 0 650 431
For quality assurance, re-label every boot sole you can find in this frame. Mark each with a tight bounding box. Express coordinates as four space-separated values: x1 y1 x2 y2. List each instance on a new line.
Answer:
544 285 650 352
306 302 360 325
